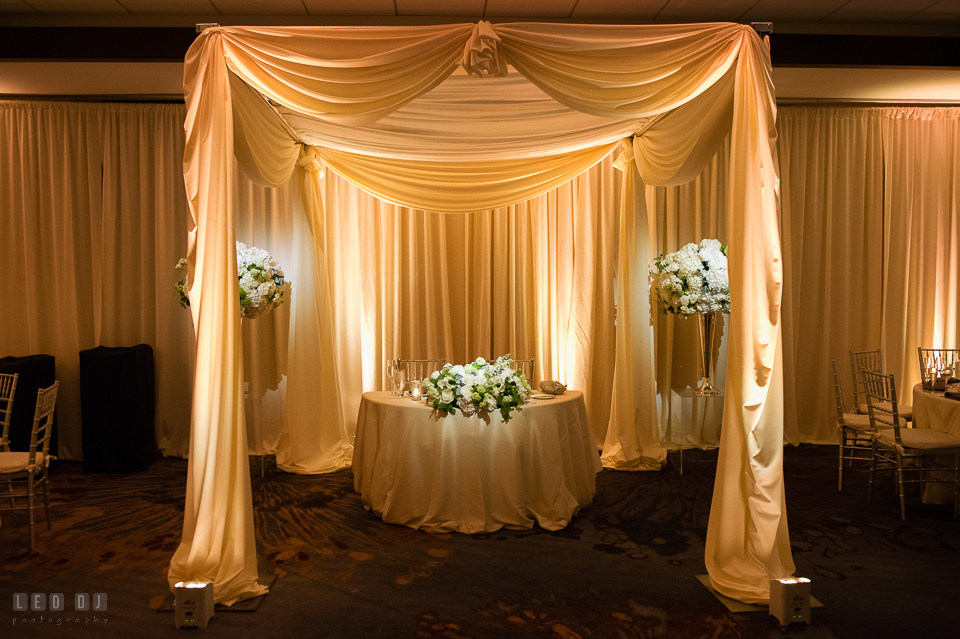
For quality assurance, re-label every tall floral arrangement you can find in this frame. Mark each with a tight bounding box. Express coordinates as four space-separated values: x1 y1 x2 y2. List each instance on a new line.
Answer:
175 241 285 319
650 239 730 316
421 356 532 420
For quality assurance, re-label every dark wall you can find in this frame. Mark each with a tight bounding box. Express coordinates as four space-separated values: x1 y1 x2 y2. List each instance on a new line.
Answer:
2 28 959 67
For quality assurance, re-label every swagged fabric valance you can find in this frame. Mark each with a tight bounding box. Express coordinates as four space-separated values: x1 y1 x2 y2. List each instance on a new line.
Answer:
172 21 792 608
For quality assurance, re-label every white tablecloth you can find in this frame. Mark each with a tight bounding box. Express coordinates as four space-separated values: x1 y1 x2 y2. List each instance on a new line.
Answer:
353 390 600 534
913 384 960 438
912 384 960 503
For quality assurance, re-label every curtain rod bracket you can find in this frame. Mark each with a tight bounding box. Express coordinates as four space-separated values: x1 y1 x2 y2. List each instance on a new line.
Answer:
751 22 773 36
196 23 220 34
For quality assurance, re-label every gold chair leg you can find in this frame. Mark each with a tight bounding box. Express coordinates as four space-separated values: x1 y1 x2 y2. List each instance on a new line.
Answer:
868 441 877 504
27 476 35 551
838 433 845 491
896 453 907 521
42 475 51 531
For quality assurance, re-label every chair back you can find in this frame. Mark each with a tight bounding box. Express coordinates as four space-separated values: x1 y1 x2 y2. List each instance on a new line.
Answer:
509 359 535 383
29 382 59 467
831 357 847 424
918 347 960 387
483 357 535 383
850 349 883 412
397 360 446 386
862 370 902 443
0 372 18 451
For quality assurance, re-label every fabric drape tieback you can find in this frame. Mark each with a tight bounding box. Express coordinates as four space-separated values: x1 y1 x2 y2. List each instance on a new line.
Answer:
462 21 508 78
296 146 325 177
613 138 636 171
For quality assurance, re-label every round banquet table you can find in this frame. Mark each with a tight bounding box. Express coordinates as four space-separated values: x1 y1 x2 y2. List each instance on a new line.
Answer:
352 390 601 534
912 383 960 504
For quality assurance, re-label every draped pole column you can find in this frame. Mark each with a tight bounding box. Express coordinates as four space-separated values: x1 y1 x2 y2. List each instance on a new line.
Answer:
168 28 267 606
705 31 795 604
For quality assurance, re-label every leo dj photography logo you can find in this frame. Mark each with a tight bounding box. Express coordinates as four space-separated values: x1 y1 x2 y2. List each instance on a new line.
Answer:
11 593 108 627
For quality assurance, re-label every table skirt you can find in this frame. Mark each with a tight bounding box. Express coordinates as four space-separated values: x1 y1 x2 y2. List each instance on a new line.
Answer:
353 391 600 534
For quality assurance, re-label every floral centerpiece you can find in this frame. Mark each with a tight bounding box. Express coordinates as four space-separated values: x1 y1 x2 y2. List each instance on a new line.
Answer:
650 238 730 317
175 241 285 319
651 239 729 396
422 355 532 420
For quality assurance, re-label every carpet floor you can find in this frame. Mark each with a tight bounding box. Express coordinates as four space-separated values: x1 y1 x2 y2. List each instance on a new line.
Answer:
1 444 957 638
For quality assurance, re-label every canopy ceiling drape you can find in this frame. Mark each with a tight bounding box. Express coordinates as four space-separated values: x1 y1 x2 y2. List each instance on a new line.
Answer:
173 21 792 606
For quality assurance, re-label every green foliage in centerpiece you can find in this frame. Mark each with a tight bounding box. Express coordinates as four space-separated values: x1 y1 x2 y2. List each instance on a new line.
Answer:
422 355 532 420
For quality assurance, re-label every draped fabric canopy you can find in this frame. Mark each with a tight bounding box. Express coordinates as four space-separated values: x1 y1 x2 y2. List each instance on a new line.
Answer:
172 21 792 606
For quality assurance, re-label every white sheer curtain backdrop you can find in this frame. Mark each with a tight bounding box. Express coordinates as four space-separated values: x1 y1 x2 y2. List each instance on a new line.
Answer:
3 96 957 608
778 107 886 445
880 108 960 388
0 101 196 460
0 100 307 462
316 157 621 454
4 100 955 473
0 97 627 466
778 106 960 445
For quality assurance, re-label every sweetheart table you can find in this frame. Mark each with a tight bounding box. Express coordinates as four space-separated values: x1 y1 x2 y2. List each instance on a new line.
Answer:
353 390 600 534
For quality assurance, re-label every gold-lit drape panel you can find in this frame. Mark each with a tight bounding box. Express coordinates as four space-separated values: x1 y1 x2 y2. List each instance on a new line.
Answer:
0 101 195 461
778 106 960 443
880 108 960 389
532 157 620 447
98 104 197 457
458 208 537 366
778 107 886 444
0 101 100 461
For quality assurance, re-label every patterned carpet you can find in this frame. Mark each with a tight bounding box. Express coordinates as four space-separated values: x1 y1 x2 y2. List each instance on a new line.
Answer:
1 445 957 638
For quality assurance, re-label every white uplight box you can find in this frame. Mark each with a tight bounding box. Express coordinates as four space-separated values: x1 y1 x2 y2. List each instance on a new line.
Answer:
174 581 214 629
769 577 812 626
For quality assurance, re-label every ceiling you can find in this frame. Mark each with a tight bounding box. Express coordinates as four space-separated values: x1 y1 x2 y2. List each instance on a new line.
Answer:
1 0 959 29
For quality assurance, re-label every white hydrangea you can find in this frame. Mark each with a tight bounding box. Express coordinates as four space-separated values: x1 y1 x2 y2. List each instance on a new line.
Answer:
235 241 286 319
175 241 285 318
650 239 730 317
